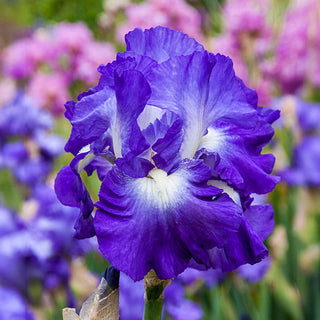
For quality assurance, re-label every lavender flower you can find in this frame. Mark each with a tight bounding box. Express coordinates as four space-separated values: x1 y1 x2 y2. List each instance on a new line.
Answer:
119 272 202 320
280 136 320 187
237 256 271 283
0 92 52 139
0 185 94 297
0 286 34 320
273 96 320 133
55 26 279 281
272 96 320 186
0 92 65 187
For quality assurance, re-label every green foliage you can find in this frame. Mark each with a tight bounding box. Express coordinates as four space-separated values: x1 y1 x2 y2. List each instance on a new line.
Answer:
0 0 103 35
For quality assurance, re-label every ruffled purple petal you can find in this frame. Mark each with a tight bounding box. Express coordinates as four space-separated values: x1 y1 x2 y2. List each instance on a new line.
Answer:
205 214 269 272
243 204 274 241
113 69 151 157
196 111 280 194
65 87 115 155
84 156 113 181
94 159 242 280
147 52 258 159
189 196 273 273
125 26 204 63
54 159 95 239
115 155 154 178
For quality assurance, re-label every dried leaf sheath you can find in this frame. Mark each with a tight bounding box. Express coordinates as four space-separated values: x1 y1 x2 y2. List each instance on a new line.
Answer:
63 277 119 320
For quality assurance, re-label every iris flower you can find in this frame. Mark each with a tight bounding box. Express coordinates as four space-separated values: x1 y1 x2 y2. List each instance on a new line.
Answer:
55 26 279 281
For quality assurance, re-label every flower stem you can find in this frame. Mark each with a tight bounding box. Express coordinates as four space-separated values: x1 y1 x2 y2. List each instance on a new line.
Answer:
143 270 171 320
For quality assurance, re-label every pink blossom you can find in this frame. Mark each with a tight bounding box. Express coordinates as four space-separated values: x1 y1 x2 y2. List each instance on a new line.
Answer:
223 0 270 37
273 0 320 93
26 72 70 116
52 22 93 55
74 42 115 85
1 36 52 79
116 0 204 43
210 0 274 105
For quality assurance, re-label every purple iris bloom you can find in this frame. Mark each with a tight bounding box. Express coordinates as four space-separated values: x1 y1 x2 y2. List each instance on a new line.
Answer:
55 26 279 281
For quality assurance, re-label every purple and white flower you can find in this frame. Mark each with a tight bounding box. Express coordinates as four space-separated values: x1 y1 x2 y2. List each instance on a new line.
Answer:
55 26 279 281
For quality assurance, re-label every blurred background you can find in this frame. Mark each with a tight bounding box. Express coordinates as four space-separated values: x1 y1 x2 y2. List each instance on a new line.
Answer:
0 0 320 319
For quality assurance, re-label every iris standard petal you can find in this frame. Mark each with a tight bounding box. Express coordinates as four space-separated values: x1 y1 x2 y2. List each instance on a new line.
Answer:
147 52 258 159
94 159 242 280
113 69 151 158
125 26 204 63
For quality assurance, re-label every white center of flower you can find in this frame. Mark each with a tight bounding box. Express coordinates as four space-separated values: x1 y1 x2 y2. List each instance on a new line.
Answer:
137 105 166 131
198 127 224 153
134 168 184 209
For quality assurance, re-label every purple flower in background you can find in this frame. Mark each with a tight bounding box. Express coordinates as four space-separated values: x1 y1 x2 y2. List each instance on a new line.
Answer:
0 286 34 320
163 280 203 320
273 96 320 133
31 184 96 256
272 96 320 187
119 271 202 320
55 26 279 281
0 205 23 235
280 136 320 187
0 92 65 187
0 185 94 298
0 217 53 295
237 256 271 283
0 92 52 140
